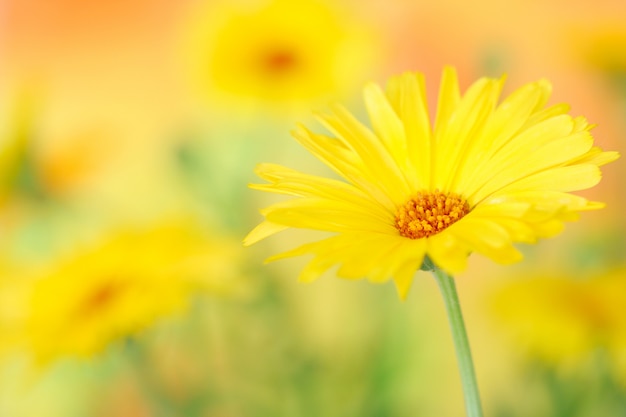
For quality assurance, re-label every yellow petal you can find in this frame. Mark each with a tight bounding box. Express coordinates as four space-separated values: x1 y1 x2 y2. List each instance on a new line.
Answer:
469 201 531 218
434 66 461 133
570 147 620 166
470 130 594 203
292 125 396 209
434 77 504 191
455 80 552 194
393 262 418 300
263 198 396 233
426 232 470 274
445 217 524 264
251 163 391 220
385 72 432 190
363 82 409 172
522 103 571 128
244 221 289 246
316 104 411 204
495 164 602 195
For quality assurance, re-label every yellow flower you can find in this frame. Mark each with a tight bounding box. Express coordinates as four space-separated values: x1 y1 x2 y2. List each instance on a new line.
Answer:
489 268 626 364
7 222 241 364
184 0 379 107
245 67 619 299
567 21 626 76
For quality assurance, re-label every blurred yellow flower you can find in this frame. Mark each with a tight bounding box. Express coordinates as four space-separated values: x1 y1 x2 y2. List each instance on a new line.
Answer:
245 67 618 299
490 268 626 365
4 222 241 364
184 0 380 107
569 21 626 76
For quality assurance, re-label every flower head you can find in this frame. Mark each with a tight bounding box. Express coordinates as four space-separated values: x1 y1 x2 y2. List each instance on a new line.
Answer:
184 0 379 107
245 67 619 299
568 20 626 78
490 268 626 365
3 222 241 364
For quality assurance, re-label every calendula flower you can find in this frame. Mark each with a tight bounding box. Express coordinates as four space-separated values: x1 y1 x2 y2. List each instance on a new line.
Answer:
568 20 626 77
184 0 379 107
245 67 619 299
490 267 626 365
6 222 241 364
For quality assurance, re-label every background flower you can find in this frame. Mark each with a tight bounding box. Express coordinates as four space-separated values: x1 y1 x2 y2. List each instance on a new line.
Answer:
484 265 626 417
182 0 382 114
0 221 243 365
490 268 626 364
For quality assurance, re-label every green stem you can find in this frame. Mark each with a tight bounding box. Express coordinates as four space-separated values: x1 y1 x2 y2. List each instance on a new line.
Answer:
430 263 484 417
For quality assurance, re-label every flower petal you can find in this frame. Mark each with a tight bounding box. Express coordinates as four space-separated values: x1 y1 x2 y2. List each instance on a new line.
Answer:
292 125 396 209
494 164 602 195
455 80 552 194
244 221 289 246
470 129 595 203
447 219 523 264
434 76 504 191
426 232 470 274
263 198 396 234
385 72 432 190
315 104 412 205
251 162 390 218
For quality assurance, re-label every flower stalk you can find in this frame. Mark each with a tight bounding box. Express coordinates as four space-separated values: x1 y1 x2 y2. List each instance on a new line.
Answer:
425 258 483 417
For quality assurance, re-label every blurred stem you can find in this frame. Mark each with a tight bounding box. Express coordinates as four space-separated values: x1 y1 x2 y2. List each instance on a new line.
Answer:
125 338 181 417
429 263 483 417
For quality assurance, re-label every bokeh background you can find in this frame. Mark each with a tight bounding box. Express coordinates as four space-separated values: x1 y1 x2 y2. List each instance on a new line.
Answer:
0 0 625 416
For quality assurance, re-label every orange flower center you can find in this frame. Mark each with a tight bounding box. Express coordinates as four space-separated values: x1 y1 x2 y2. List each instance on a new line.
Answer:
261 48 299 77
76 280 125 319
394 191 470 239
